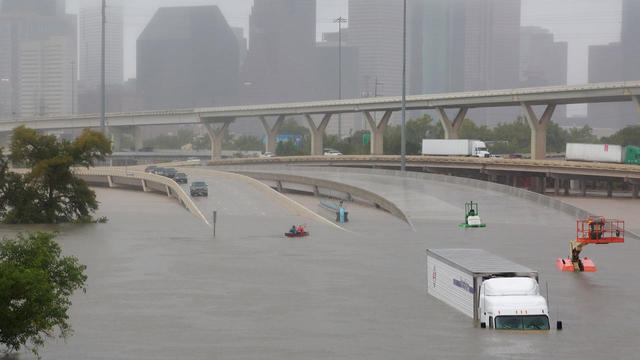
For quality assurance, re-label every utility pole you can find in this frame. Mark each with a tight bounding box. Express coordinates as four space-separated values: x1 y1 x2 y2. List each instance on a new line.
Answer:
71 61 75 115
334 16 347 139
100 0 106 133
401 0 407 172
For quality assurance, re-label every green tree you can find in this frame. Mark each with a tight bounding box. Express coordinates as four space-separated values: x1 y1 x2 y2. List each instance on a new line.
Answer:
490 117 531 154
458 119 492 141
5 126 111 224
384 114 443 154
226 135 263 151
601 125 640 147
546 121 569 153
275 140 305 156
566 125 599 144
0 232 87 358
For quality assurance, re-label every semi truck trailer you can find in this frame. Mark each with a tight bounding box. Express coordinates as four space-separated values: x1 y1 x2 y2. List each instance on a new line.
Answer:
421 139 490 158
426 249 559 330
565 143 640 164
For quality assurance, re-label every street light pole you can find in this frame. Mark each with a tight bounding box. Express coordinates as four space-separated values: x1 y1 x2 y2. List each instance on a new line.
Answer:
401 0 407 172
100 0 106 133
335 16 347 139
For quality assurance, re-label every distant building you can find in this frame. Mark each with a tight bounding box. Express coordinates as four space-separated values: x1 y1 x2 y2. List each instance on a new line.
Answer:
408 0 521 125
0 0 76 118
79 4 123 89
588 0 640 128
241 0 316 104
349 0 403 99
520 26 568 123
314 33 359 135
137 6 239 110
231 27 247 69
519 26 567 87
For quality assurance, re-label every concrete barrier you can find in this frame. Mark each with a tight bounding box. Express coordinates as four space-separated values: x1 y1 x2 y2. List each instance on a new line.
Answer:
10 167 210 226
232 170 412 227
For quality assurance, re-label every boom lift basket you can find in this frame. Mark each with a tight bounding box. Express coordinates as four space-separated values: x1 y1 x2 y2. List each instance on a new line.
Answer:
557 216 624 272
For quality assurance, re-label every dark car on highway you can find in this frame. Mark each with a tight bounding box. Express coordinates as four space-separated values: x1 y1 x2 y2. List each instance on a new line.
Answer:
145 165 157 173
190 181 208 197
165 168 178 178
174 172 188 184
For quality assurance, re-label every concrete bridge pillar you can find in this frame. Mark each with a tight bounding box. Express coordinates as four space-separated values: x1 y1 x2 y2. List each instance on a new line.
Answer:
305 114 332 156
203 118 233 160
633 95 640 120
364 110 392 155
260 115 285 154
107 127 124 152
134 127 143 151
436 107 468 139
521 103 556 160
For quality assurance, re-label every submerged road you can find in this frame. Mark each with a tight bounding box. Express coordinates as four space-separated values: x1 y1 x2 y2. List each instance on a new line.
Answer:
2 167 639 359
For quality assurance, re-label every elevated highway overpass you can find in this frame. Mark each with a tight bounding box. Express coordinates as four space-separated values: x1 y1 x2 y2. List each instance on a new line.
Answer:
203 155 640 199
2 81 640 160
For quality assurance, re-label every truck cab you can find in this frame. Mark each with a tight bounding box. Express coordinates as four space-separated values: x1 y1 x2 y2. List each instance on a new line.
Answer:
478 277 550 330
471 141 490 158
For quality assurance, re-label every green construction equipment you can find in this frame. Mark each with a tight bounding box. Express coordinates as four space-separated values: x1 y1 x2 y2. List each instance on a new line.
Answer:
459 201 486 228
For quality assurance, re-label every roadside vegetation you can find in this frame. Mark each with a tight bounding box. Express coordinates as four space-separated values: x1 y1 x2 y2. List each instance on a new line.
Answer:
0 232 87 358
0 126 111 224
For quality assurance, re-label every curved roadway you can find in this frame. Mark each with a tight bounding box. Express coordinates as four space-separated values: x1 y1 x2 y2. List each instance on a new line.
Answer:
3 166 639 359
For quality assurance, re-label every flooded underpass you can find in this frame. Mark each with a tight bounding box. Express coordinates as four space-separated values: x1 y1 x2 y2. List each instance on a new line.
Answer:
2 167 640 359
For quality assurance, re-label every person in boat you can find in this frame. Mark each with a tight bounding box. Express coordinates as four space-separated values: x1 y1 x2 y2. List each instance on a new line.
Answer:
468 209 476 216
297 225 304 234
290 225 297 234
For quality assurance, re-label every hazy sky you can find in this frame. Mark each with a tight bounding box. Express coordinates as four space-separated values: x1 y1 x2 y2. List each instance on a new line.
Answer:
66 0 622 99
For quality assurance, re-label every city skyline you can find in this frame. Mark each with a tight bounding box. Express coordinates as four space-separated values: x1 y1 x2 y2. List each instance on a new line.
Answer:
62 0 621 92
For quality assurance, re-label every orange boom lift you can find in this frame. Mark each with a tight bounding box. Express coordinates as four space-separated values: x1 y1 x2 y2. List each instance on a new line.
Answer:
557 216 624 272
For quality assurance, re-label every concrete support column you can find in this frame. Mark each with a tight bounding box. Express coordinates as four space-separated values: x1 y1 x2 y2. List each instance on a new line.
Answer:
305 114 332 156
633 95 640 120
580 180 587 197
260 115 285 154
607 182 613 197
633 184 639 199
203 118 233 160
134 126 143 151
554 177 560 196
107 128 123 152
564 179 570 196
436 107 468 139
521 103 556 160
364 111 392 155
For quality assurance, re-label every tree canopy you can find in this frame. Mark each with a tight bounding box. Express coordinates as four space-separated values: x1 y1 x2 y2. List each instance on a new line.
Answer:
0 232 87 358
0 126 111 224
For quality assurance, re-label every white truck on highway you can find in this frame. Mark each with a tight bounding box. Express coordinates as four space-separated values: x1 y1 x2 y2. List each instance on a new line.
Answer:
426 249 560 330
565 143 640 165
421 139 490 158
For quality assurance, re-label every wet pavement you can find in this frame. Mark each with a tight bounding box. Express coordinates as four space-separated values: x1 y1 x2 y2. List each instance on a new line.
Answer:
1 167 640 359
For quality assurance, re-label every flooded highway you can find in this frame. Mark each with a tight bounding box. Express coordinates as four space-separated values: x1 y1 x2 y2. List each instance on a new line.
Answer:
2 167 640 359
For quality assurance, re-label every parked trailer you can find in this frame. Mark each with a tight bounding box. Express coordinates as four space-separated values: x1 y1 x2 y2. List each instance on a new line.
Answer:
426 249 559 330
565 143 640 164
421 139 490 158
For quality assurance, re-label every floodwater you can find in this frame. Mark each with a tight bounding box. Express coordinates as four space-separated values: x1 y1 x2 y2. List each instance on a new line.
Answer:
2 167 640 359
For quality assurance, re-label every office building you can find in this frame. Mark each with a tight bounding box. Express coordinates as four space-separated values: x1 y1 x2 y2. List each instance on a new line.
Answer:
79 4 123 89
137 6 239 110
241 0 316 104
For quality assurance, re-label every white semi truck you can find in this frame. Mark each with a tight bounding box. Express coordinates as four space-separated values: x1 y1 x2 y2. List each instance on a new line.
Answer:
426 248 560 330
565 143 640 164
421 139 490 158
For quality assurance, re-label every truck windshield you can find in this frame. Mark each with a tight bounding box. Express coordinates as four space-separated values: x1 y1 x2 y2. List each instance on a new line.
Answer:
495 315 549 330
476 147 488 151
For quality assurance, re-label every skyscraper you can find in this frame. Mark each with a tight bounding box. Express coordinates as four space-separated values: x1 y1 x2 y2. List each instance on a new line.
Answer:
0 0 76 117
241 0 316 104
79 4 123 89
463 0 521 92
137 6 239 110
520 26 567 87
588 0 640 127
349 0 403 98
